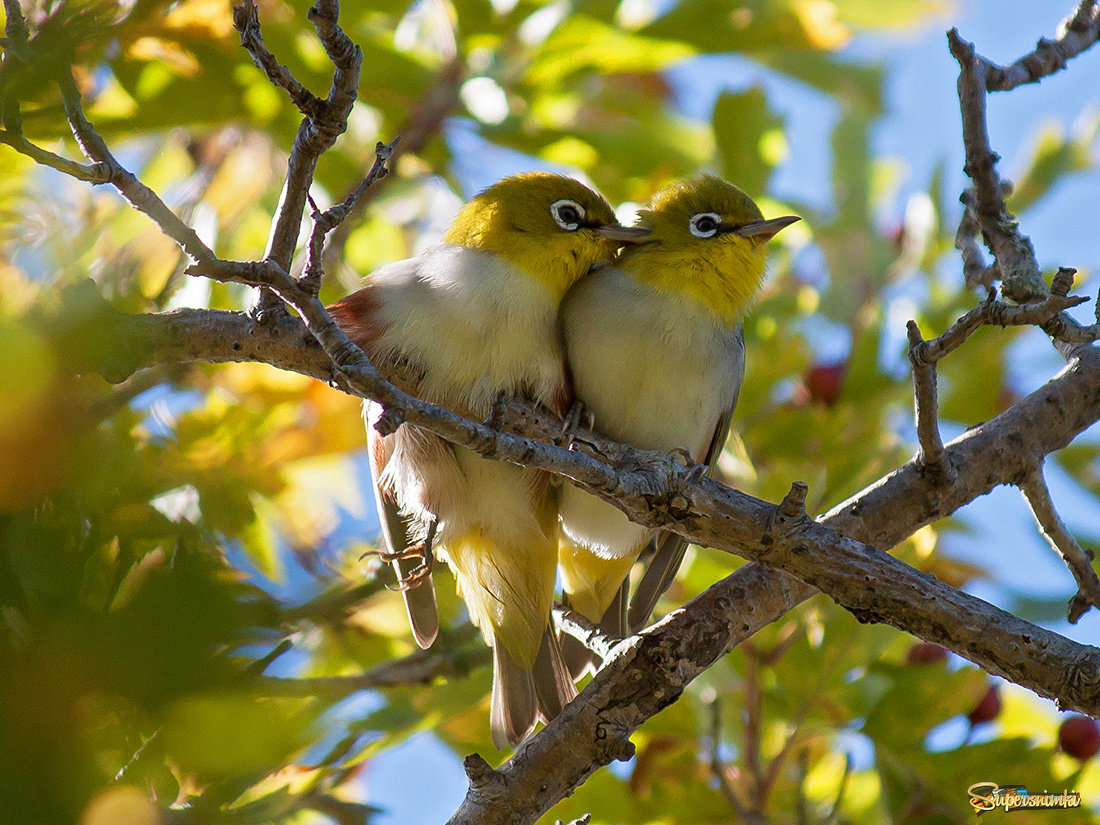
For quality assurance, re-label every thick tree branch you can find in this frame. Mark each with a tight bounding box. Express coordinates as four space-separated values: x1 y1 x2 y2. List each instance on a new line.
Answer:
43 268 1100 823
51 281 1100 722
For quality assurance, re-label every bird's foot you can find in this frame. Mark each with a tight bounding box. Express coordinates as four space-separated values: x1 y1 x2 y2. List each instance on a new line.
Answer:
485 389 509 430
559 400 596 449
387 551 433 592
670 447 708 483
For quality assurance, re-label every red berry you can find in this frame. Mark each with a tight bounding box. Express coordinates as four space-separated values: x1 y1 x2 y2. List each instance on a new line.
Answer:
967 685 1002 726
906 642 948 665
804 363 846 406
1059 715 1100 761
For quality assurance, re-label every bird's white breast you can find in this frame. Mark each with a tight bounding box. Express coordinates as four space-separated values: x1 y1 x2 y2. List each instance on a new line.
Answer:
559 267 744 558
370 244 567 416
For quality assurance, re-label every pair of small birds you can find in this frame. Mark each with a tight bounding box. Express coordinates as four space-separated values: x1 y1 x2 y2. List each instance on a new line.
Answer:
328 173 798 749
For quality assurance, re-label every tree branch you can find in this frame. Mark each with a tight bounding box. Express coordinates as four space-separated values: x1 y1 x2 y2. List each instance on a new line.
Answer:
233 0 325 119
43 266 1100 823
301 138 398 294
949 29 1045 303
244 0 362 316
984 0 1100 91
51 280 1100 723
906 321 948 474
1019 466 1100 623
444 347 1100 825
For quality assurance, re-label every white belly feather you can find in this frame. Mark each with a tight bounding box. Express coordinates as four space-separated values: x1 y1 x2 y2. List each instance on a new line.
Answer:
559 268 744 558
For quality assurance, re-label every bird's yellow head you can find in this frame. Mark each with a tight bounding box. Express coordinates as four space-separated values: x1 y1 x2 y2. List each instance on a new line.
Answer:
626 175 799 324
444 172 640 300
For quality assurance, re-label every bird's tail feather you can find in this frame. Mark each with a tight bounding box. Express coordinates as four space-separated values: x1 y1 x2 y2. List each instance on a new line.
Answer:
398 562 439 650
491 619 578 749
534 621 577 723
491 644 537 750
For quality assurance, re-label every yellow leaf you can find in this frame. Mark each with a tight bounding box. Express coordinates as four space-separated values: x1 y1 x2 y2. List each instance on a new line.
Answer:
80 786 162 825
127 38 202 78
163 0 236 38
275 454 368 549
791 0 851 50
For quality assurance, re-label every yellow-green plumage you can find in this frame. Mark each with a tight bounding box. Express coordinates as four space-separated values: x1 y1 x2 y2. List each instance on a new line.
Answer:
330 172 633 749
624 175 771 323
558 175 798 663
445 173 621 301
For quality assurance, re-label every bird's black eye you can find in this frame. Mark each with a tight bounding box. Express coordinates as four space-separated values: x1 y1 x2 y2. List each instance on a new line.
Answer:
689 212 721 238
551 199 586 231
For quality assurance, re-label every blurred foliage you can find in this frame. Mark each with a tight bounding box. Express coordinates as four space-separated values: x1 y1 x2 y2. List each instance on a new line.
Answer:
1 0 1099 823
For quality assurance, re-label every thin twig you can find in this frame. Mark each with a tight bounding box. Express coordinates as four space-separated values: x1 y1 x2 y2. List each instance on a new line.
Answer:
56 70 215 264
823 754 852 825
906 321 949 475
2 0 29 44
909 286 1091 367
0 2 215 264
301 138 398 294
308 0 362 117
233 0 324 118
323 58 465 259
955 189 998 290
738 641 779 819
948 28 1046 304
0 128 110 181
1019 466 1100 623
985 0 1100 91
256 626 488 695
250 0 362 318
553 606 619 663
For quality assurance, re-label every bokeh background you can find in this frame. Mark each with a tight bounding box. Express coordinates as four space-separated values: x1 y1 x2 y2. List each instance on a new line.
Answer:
2 0 1100 822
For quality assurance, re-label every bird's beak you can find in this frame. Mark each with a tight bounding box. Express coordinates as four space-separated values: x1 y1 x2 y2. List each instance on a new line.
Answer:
734 215 800 241
594 225 653 244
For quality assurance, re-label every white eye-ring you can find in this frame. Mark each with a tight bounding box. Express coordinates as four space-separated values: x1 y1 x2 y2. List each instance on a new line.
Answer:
551 199 586 230
689 212 722 238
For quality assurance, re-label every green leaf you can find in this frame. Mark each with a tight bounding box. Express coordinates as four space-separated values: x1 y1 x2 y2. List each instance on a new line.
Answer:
1007 115 1100 214
643 0 851 53
713 87 784 197
526 16 695 86
863 663 989 750
162 693 317 779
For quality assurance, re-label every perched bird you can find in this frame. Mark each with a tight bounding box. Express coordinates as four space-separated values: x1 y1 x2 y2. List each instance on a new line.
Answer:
557 175 798 659
328 173 645 748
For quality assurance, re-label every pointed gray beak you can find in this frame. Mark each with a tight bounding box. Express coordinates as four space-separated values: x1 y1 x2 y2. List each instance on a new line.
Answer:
594 225 653 243
734 215 800 241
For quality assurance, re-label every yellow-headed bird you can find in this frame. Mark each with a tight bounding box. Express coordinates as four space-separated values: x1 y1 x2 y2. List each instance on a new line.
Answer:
328 173 644 748
557 176 798 654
